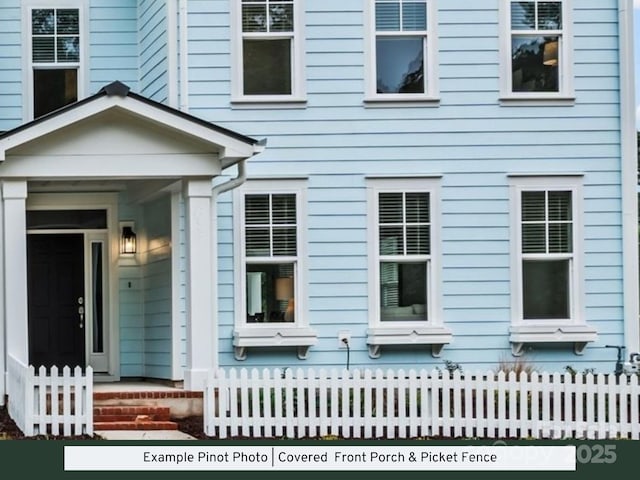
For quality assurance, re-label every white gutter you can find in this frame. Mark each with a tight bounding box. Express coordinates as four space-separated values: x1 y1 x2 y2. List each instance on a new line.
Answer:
178 0 189 112
618 0 639 353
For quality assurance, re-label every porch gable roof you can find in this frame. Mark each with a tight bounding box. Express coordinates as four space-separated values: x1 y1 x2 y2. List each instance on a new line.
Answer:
0 81 265 167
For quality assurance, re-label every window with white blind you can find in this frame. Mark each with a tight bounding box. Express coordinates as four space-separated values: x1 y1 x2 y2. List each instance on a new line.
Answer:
365 0 438 101
29 6 81 118
366 178 451 358
509 176 595 356
521 190 573 319
378 191 430 322
244 193 298 323
501 0 573 100
232 0 306 102
233 181 317 360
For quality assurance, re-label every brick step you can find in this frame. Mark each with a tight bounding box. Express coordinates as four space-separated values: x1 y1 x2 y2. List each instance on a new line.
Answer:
94 421 179 431
93 391 202 402
93 406 171 422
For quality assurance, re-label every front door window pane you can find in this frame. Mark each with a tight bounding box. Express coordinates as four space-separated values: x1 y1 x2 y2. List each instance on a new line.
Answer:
27 209 107 230
91 243 104 353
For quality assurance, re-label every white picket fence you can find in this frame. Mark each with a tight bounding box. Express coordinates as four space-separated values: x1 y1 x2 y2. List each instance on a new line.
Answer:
7 354 93 436
205 368 640 440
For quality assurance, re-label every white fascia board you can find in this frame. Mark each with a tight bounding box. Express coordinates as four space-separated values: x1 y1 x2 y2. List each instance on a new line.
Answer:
1 95 257 162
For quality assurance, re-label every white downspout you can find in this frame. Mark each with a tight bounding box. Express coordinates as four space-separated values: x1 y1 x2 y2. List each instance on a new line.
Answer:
178 0 189 112
209 160 248 373
167 0 178 108
0 191 4 406
618 0 639 353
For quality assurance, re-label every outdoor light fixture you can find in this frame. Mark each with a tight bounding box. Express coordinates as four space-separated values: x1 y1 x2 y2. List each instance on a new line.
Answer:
121 225 137 254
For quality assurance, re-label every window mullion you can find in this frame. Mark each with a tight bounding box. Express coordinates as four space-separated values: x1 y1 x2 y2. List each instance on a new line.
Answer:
268 194 274 258
544 191 550 255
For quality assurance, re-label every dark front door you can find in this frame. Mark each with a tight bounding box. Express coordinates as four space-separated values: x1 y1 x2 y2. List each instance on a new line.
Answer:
28 234 85 369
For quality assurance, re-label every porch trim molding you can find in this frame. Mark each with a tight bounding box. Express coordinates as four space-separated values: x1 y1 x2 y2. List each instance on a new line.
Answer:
183 178 215 391
2 180 29 370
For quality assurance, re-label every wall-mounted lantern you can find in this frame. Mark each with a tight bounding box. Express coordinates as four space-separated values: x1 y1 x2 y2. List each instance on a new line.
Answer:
121 225 137 255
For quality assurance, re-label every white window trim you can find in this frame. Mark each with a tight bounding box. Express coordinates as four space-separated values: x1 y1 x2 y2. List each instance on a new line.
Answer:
508 174 596 356
22 0 89 122
366 177 451 358
230 0 307 105
364 0 439 105
499 0 575 105
232 179 317 360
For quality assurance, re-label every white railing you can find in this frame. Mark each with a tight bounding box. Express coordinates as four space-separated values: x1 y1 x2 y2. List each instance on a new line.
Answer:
7 355 93 437
205 368 640 440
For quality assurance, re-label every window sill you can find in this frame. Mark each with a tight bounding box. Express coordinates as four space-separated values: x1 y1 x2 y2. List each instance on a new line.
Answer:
364 96 440 108
231 97 307 109
509 324 598 356
233 327 318 360
499 95 576 107
366 325 452 358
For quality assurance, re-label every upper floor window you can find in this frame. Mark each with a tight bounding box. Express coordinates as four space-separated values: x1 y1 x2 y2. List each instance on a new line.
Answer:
232 0 306 103
501 0 573 101
365 0 438 103
30 8 80 118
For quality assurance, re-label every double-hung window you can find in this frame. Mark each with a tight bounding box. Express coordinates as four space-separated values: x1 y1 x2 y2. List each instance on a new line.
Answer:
366 178 451 358
29 5 82 118
509 176 596 356
244 192 298 324
520 189 574 320
366 0 438 101
501 0 573 100
232 0 306 102
378 191 431 322
233 181 316 360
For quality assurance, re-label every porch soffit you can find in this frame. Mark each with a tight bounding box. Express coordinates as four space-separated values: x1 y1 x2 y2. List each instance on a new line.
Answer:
0 81 264 180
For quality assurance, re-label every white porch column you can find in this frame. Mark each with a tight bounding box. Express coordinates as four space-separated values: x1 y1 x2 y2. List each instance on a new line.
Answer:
2 180 28 369
183 178 214 391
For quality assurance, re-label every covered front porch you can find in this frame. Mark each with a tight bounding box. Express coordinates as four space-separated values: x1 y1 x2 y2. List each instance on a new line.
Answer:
0 82 262 434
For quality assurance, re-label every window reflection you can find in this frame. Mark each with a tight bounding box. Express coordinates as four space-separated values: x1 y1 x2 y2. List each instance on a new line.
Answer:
246 263 295 323
511 36 559 92
376 37 424 94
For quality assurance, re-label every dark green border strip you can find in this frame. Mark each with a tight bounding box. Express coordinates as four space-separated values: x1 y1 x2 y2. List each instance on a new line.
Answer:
0 439 634 480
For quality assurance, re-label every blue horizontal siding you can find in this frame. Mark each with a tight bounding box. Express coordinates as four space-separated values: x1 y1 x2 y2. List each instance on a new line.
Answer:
89 1 138 93
0 0 624 374
0 1 22 130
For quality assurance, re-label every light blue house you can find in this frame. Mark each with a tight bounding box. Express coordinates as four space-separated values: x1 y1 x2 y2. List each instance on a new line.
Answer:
0 0 638 407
